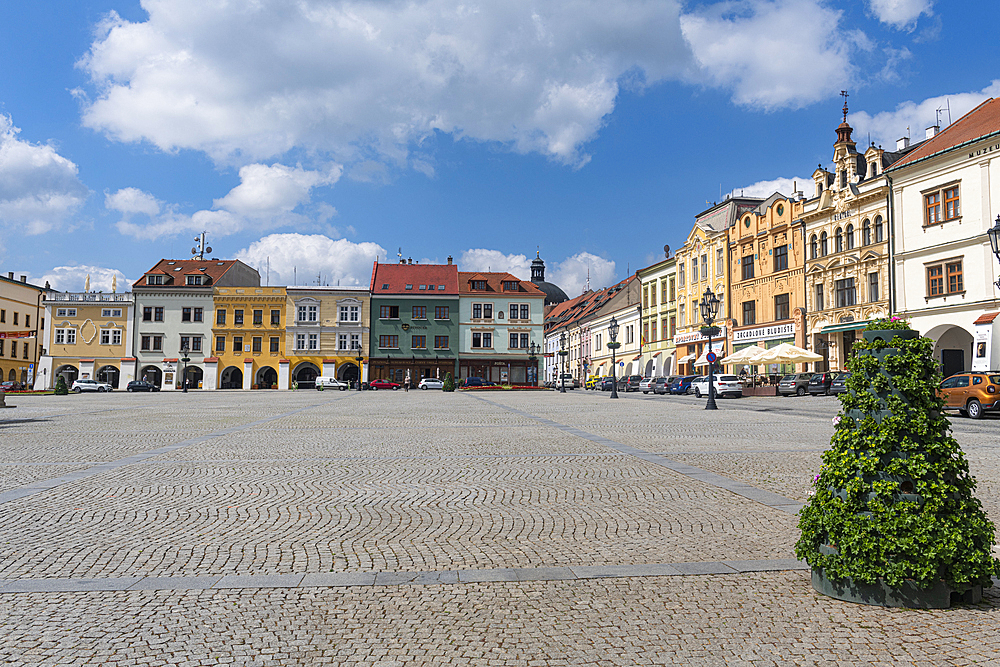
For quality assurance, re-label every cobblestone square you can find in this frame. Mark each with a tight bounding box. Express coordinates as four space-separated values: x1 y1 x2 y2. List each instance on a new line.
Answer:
2 389 999 665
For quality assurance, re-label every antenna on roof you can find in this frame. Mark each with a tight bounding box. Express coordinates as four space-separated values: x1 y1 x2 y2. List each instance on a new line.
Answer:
191 231 212 260
398 247 403 263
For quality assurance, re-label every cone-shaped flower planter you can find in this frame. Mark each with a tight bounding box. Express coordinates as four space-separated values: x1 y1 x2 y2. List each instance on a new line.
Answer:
796 319 1000 608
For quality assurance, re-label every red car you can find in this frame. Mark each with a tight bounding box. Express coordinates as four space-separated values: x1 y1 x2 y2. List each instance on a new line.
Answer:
369 379 401 391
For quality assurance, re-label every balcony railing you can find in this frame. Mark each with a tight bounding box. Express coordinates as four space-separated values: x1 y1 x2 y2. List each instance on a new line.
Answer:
44 293 133 302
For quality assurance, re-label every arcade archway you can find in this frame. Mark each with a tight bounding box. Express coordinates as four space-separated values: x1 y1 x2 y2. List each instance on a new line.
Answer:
220 366 243 389
338 362 359 385
96 365 120 389
293 362 319 388
54 364 78 387
140 365 162 388
256 366 277 389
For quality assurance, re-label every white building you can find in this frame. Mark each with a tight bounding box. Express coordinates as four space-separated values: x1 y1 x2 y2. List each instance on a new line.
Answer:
888 97 1000 377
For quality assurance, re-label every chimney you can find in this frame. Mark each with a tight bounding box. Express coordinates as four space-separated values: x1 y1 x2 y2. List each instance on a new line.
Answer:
20 275 27 282
925 125 940 139
408 257 413 265
447 256 453 265
6 271 12 279
897 136 910 151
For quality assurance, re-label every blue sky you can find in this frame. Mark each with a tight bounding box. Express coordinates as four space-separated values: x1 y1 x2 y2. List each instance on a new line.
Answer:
1 0 998 297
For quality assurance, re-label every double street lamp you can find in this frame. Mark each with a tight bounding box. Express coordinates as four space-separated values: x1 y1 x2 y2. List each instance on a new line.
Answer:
607 315 621 399
698 287 721 411
558 332 569 393
988 214 1000 290
353 343 364 391
527 341 540 386
179 341 191 393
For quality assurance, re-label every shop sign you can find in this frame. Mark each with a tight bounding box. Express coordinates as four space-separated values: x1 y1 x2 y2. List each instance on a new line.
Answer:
675 326 727 345
733 322 795 342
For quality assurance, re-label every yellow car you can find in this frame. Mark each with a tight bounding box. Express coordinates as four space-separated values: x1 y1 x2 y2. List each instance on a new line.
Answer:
585 376 603 390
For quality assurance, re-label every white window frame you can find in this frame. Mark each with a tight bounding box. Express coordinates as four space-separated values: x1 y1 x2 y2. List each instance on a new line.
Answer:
308 333 319 350
56 308 77 317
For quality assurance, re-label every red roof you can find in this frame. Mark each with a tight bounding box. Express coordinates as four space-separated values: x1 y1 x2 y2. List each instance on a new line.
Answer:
457 272 544 296
136 259 240 287
973 312 1000 325
370 262 459 295
889 98 1000 171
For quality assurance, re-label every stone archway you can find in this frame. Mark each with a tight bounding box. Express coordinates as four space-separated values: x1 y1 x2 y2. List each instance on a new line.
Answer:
54 364 78 387
644 359 654 377
338 362 359 385
96 365 120 389
184 366 204 389
256 366 277 389
220 366 243 389
293 362 319 388
926 324 974 379
140 365 162 387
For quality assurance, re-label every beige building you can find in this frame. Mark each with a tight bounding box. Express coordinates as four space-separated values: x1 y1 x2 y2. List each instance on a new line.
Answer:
1 271 44 387
637 254 677 377
285 286 370 388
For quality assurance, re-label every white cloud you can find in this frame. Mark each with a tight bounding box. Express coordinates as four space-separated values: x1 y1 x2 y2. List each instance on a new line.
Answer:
680 0 856 110
850 80 1000 149
458 249 532 279
729 176 812 199
107 162 339 240
236 233 385 287
0 114 89 235
78 0 690 167
866 0 933 30
551 252 616 296
38 264 131 293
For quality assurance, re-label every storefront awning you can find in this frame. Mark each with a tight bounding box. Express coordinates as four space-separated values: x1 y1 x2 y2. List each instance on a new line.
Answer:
819 320 872 334
678 354 695 363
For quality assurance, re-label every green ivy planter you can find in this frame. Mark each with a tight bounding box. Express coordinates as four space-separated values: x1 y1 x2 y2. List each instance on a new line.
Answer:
796 323 1000 609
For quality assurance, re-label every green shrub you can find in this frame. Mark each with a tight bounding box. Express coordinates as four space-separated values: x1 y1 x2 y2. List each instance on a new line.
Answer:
54 376 69 395
442 372 455 393
796 323 1000 591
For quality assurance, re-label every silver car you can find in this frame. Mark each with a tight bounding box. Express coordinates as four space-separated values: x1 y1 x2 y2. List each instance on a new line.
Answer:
71 379 113 393
418 378 444 390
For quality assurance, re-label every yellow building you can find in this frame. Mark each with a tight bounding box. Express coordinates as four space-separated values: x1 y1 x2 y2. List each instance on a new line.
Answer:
36 291 135 389
637 254 677 377
211 286 287 389
1 272 45 387
285 286 370 388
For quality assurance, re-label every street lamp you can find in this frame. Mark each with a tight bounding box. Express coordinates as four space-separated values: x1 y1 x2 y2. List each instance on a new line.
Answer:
608 315 620 399
180 340 191 393
558 332 569 393
527 341 539 386
353 343 364 391
698 287 721 411
988 214 1000 290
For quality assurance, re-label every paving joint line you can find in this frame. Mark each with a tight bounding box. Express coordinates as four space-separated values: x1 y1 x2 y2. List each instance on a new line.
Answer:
468 394 805 515
0 394 358 506
0 558 812 593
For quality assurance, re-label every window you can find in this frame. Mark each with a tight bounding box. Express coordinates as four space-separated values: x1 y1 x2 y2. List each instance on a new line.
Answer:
233 336 243 352
626 325 634 344
11 341 15 357
509 333 520 348
928 260 965 296
669 277 675 301
835 228 843 253
520 333 529 349
815 284 824 311
252 337 262 353
308 333 318 350
154 307 164 322
55 307 76 318
520 304 530 320
944 186 960 220
434 306 450 320
412 306 426 319
701 254 708 280
185 275 203 285
862 219 871 246
350 333 360 350
217 309 226 325
182 307 192 322
146 275 164 285
774 294 790 321
339 333 348 350
296 333 306 350
270 310 280 325
379 335 399 348
820 232 828 256
773 244 788 271
0 340 5 355
340 305 360 321
869 272 880 302
25 314 29 327
270 337 279 353
151 335 162 351
472 280 487 290
234 309 244 325
191 336 202 352
643 323 649 344
434 335 449 349
678 263 685 287
143 307 153 322
253 310 263 325
101 308 123 318
216 336 226 352
742 301 756 326
194 308 203 322
679 303 685 326
810 235 818 259
411 335 426 349
717 248 723 275
56 328 73 344
669 316 676 338
691 258 698 283
380 305 399 319
643 287 648 309
835 278 856 307
845 224 854 250
180 335 191 351
503 281 518 291
101 329 111 345
472 332 493 348
12 312 17 326
925 191 942 225
112 329 122 345
483 304 493 319
473 304 481 319
874 216 884 243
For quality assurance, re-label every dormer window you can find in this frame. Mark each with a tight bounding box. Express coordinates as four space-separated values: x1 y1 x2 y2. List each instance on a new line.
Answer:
405 284 413 290
147 275 164 285
502 281 518 291
186 275 204 285
438 285 445 290
472 280 487 290
382 284 389 290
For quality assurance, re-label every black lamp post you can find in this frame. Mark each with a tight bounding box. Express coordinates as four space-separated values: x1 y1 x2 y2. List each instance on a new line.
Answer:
354 343 364 391
608 315 620 399
699 287 721 411
527 341 539 386
180 341 190 393
558 332 568 393
988 214 1000 290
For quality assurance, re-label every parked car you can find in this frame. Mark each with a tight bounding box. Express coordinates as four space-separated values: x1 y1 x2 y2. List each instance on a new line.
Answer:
126 380 159 392
808 372 838 396
71 378 113 393
315 376 350 390
558 373 578 389
778 373 815 397
418 378 444 390
639 377 656 393
599 377 616 391
585 376 602 390
617 375 643 392
829 372 851 395
670 375 696 395
369 379 401 390
652 377 673 395
462 377 497 388
691 374 743 398
1 381 24 391
939 372 1000 419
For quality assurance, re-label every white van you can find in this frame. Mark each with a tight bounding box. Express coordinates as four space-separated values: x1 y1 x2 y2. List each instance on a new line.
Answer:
315 377 350 390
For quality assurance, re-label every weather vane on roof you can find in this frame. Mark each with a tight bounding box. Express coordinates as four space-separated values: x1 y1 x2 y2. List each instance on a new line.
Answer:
840 90 849 122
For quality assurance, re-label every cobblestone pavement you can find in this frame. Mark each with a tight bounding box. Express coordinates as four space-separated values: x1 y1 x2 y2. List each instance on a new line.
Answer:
1 389 999 665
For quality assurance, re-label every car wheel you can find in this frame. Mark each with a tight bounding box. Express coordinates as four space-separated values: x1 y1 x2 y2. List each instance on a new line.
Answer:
127 388 133 392
642 391 648 394
371 385 378 391
796 387 805 397
967 399 983 419
73 387 81 393
340 386 347 391
695 388 701 398
392 386 398 390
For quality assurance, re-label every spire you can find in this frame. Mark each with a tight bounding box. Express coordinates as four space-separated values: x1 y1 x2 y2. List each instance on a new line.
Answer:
531 252 545 282
835 90 854 146
841 90 849 122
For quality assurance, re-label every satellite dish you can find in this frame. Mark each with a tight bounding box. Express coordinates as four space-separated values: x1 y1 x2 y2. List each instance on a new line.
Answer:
663 244 670 258
191 247 197 254
206 247 212 254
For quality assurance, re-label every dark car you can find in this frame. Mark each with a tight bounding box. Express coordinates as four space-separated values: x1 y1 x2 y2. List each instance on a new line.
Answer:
808 372 838 396
369 379 401 390
653 377 673 395
126 380 159 392
778 373 814 397
599 377 616 391
670 375 696 395
1 380 23 391
616 375 642 392
829 372 851 395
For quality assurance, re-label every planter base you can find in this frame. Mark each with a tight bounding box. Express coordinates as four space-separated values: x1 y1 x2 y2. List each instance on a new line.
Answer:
811 568 982 609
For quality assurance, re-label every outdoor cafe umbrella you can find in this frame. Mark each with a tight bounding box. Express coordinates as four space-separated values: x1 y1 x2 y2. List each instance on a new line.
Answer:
756 343 823 364
720 345 767 365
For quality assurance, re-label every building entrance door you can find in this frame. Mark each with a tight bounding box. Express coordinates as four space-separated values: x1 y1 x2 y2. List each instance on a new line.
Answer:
941 349 965 379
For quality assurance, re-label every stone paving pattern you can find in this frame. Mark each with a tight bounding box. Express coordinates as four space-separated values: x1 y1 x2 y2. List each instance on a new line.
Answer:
2 389 1000 665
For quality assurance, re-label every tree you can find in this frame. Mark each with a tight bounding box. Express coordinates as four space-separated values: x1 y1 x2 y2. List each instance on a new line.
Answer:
54 376 69 395
442 372 455 392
